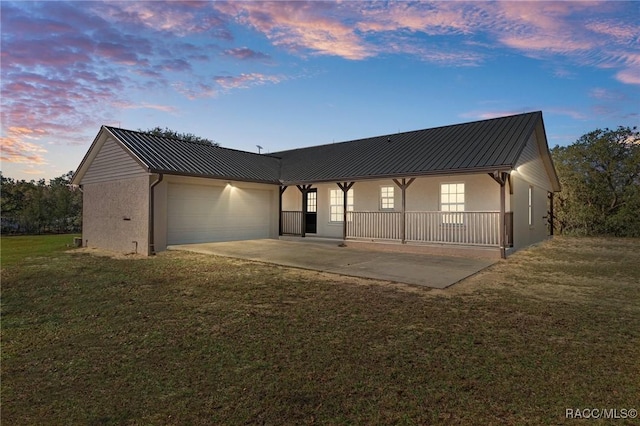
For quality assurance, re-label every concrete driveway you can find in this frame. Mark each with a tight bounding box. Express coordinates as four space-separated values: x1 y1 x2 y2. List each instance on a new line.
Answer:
167 239 497 289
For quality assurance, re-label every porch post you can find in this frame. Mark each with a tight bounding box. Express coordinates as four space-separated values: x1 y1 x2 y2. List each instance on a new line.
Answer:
296 185 312 237
548 192 554 236
279 185 287 236
393 178 415 244
500 179 506 258
337 182 355 245
489 172 509 259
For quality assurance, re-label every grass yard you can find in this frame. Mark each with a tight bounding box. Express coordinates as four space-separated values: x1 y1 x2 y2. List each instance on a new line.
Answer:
0 233 80 267
1 235 639 425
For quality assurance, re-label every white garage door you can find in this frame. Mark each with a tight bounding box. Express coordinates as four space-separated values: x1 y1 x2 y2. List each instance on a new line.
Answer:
167 183 273 245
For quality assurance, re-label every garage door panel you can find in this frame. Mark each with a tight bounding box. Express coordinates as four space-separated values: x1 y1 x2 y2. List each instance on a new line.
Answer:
167 183 272 245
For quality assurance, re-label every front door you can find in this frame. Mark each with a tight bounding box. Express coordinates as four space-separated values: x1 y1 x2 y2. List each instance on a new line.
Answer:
305 189 317 234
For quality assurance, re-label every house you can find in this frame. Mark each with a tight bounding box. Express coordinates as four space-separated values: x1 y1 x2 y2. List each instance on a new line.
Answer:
71 111 560 258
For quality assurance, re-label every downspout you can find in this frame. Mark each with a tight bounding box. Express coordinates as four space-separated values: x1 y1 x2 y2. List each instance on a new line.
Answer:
149 173 163 255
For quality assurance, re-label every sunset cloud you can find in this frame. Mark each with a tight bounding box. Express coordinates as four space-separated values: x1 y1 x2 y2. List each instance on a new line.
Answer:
95 1 232 39
214 73 284 90
223 47 271 61
213 0 639 82
0 131 48 164
1 0 637 179
215 2 373 60
114 102 179 113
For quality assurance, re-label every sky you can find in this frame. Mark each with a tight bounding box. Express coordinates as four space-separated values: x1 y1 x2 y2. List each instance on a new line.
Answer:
1 1 639 182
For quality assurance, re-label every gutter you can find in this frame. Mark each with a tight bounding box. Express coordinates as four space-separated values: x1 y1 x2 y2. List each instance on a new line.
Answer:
148 173 163 255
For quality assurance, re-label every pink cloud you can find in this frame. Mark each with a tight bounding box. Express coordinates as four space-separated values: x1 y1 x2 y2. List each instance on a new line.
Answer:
589 88 625 101
1 1 216 159
0 129 48 165
613 52 640 85
114 102 179 113
357 2 476 35
215 2 373 60
585 20 639 44
223 47 271 60
616 68 640 85
96 1 232 39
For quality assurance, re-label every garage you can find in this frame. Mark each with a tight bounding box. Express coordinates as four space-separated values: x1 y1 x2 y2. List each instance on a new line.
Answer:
167 182 274 245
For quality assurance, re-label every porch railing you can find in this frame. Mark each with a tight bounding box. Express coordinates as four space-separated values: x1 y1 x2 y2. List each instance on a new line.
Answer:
347 211 502 246
281 211 303 235
282 210 511 247
346 211 402 240
405 211 500 246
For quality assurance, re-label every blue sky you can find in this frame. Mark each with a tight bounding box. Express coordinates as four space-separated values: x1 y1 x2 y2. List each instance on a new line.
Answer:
1 1 638 181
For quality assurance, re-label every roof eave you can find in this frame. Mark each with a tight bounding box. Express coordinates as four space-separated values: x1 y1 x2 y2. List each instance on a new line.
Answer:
150 169 281 185
279 166 515 186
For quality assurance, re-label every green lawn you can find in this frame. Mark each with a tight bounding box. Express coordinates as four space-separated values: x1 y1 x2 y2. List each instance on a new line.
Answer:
0 234 80 267
1 235 639 425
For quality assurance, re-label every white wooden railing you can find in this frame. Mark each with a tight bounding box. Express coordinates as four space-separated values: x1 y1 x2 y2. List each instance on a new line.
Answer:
282 210 506 246
346 211 501 246
281 211 303 235
405 211 500 246
346 211 402 240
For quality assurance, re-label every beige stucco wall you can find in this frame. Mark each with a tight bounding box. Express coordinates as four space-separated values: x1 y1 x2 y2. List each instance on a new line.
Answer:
82 175 150 255
281 174 503 239
153 175 279 252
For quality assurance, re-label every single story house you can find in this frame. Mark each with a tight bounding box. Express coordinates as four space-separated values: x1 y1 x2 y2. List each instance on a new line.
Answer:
72 111 560 258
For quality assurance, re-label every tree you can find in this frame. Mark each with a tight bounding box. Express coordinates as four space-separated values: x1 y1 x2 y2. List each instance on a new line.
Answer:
139 127 218 146
0 171 82 234
552 126 640 236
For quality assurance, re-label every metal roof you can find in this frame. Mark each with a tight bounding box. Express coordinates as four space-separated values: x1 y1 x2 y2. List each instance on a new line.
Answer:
105 126 282 183
272 111 542 184
81 112 547 186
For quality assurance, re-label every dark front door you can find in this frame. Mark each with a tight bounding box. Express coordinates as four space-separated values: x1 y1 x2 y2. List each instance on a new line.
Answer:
305 189 317 234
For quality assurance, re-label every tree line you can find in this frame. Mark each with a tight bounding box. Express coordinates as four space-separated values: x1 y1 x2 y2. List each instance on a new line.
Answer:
1 171 82 235
551 126 639 237
1 127 638 237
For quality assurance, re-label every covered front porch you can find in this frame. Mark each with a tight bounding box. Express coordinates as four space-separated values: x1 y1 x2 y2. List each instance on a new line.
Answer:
279 173 515 258
282 210 513 247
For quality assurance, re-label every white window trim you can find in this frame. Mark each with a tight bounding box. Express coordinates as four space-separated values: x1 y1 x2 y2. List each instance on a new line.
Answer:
440 182 465 225
380 185 395 211
329 188 354 223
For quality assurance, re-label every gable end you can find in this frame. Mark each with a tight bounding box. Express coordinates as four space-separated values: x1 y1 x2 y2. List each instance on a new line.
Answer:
76 130 149 185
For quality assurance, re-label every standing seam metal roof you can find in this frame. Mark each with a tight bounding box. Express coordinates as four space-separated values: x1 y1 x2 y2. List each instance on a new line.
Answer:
273 111 542 184
105 127 282 183
98 111 544 185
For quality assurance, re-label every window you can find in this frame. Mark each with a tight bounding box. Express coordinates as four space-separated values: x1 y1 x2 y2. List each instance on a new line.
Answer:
330 188 354 222
528 186 533 226
306 190 317 213
441 183 465 224
380 186 394 210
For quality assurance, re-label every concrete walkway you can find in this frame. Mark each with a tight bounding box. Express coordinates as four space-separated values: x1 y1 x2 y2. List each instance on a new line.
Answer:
167 239 497 289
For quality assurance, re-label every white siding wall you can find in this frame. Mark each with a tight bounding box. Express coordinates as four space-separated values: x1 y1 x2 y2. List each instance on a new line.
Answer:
511 174 550 250
80 138 147 185
514 130 555 192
